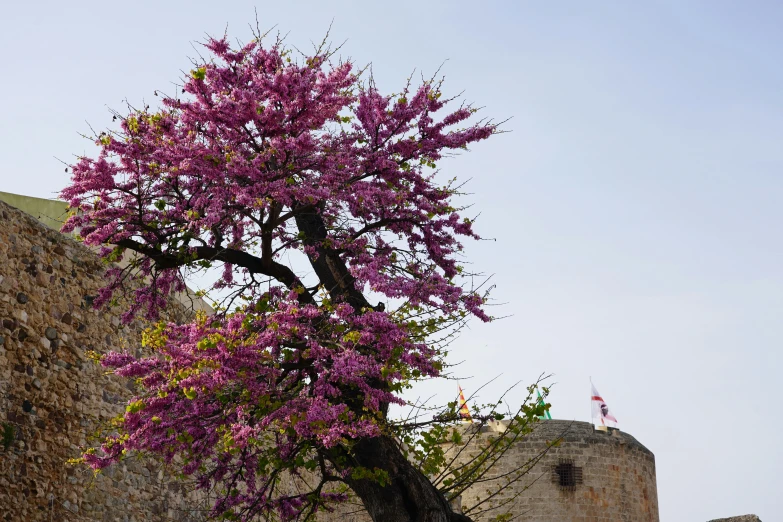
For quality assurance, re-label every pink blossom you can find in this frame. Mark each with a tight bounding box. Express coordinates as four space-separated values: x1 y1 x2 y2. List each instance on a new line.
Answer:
63 30 497 521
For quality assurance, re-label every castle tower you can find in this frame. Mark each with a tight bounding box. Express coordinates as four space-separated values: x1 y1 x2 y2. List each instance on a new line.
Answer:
451 419 659 521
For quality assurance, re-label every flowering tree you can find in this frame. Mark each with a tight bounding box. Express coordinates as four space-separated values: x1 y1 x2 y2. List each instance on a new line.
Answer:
61 32 546 522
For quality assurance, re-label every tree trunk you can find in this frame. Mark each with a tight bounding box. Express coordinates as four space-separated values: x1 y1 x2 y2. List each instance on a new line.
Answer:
294 209 467 521
343 435 472 522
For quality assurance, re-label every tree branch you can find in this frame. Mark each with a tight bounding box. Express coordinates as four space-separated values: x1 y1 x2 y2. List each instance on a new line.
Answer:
115 238 315 304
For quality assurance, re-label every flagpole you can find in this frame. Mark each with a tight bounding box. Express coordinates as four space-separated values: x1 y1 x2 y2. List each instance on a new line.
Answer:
589 376 593 430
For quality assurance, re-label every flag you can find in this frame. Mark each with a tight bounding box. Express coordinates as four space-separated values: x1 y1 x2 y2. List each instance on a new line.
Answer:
591 382 618 427
536 389 552 420
458 385 473 423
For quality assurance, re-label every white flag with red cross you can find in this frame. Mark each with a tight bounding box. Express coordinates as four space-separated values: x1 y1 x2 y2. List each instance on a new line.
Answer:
591 382 618 427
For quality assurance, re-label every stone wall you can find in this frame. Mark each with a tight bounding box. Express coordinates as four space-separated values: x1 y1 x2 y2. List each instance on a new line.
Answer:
710 515 761 522
0 199 204 521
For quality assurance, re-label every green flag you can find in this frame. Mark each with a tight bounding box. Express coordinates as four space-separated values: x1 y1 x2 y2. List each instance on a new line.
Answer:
537 389 552 420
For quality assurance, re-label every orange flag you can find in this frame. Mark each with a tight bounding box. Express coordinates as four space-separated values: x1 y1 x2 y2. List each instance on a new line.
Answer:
458 385 473 423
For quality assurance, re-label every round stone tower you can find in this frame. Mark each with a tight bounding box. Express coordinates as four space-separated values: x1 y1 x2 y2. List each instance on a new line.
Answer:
451 419 659 522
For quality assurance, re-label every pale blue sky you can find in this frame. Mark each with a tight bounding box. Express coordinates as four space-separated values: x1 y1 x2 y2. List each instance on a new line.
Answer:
2 2 781 520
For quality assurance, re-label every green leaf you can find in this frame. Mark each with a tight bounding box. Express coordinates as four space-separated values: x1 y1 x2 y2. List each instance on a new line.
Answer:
126 400 145 413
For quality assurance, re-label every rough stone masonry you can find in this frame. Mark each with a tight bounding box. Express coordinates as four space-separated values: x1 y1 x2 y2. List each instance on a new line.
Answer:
0 198 205 521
